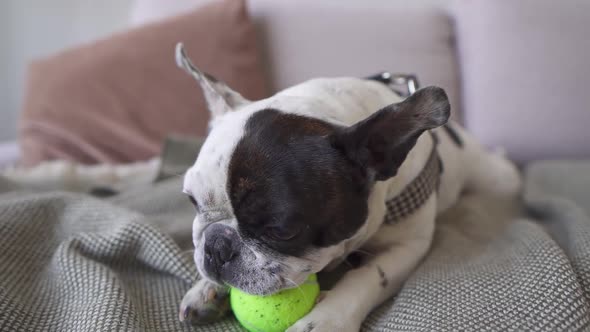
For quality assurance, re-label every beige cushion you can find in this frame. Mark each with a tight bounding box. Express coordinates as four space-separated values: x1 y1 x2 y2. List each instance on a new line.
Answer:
131 0 462 121
20 0 268 166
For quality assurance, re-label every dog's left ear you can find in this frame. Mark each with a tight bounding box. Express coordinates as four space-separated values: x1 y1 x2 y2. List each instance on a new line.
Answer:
175 43 251 118
330 86 450 181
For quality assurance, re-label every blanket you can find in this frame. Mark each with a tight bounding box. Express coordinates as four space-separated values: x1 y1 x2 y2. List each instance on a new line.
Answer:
1 158 589 331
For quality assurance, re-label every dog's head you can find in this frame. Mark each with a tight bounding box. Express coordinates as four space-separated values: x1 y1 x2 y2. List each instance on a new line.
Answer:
177 44 449 295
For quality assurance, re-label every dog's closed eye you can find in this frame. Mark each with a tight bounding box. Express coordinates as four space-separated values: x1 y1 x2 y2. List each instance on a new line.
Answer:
186 194 201 212
265 225 301 241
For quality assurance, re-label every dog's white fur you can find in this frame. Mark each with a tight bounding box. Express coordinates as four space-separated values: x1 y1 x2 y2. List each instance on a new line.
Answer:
179 72 521 331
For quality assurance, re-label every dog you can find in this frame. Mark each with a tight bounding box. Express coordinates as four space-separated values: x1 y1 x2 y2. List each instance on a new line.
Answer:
175 43 521 331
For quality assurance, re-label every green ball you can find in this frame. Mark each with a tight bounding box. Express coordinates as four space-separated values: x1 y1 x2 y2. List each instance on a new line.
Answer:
230 274 319 332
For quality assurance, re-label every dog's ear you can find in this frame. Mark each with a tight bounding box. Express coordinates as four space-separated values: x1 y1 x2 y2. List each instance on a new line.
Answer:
175 43 251 118
329 86 450 181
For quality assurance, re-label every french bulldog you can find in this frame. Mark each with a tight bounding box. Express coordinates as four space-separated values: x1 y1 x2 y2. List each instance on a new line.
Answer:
176 43 521 331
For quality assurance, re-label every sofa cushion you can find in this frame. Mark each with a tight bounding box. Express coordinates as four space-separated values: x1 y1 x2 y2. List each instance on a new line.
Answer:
20 0 268 166
455 0 590 162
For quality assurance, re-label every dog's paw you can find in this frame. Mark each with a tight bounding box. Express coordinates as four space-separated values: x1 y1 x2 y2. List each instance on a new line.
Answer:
286 317 360 332
286 303 361 332
179 279 230 325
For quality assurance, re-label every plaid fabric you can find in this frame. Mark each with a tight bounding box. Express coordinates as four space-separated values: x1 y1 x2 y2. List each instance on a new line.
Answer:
0 190 246 332
383 139 441 224
1 137 590 331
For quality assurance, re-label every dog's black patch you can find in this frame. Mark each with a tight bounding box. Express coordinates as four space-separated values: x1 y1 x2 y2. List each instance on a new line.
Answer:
303 322 315 332
227 87 450 258
329 86 450 181
89 187 119 197
346 252 364 268
442 123 463 147
376 265 388 288
228 109 370 257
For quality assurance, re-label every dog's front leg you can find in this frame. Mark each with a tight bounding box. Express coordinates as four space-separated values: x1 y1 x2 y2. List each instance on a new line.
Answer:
288 197 437 332
179 278 230 325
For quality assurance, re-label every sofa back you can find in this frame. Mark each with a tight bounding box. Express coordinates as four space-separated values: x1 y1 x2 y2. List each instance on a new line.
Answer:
130 0 590 162
130 0 462 121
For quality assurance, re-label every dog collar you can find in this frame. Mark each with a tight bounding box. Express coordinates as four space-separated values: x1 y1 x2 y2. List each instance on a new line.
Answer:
383 134 442 224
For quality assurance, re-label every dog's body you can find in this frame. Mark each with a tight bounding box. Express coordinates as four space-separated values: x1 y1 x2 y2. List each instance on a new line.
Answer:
176 45 520 331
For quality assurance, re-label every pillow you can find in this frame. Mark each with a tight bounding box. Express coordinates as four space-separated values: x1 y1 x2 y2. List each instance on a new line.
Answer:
454 0 590 162
20 0 268 166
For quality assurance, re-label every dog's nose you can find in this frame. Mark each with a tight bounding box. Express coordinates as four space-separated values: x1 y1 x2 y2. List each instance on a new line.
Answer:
203 224 240 277
211 236 236 263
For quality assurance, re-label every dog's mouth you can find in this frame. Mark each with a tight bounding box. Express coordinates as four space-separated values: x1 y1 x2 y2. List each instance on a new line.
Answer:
229 273 311 296
218 271 285 295
195 247 299 295
194 225 316 295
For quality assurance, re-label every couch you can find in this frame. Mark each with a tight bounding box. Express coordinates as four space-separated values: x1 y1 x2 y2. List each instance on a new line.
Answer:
11 0 590 169
2 1 590 332
130 0 590 163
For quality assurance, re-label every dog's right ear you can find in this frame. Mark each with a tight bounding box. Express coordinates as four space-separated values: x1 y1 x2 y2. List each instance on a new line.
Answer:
329 86 450 182
175 43 251 118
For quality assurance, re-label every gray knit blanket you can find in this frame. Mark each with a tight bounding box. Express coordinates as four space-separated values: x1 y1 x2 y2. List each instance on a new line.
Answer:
1 160 589 331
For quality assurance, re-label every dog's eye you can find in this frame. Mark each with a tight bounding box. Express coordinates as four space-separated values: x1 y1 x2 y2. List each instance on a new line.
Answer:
266 226 299 241
187 195 200 212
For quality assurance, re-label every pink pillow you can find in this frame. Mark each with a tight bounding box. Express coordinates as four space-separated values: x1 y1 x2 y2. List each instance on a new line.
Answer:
20 0 268 166
455 0 590 162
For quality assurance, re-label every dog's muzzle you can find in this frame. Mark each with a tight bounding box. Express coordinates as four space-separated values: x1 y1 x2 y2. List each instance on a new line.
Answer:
202 223 240 280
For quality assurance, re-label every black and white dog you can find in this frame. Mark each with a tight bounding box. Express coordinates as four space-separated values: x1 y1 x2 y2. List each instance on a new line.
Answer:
176 44 520 331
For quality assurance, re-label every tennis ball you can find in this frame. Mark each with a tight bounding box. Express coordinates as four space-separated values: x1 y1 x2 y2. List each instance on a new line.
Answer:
230 274 319 332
